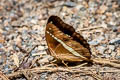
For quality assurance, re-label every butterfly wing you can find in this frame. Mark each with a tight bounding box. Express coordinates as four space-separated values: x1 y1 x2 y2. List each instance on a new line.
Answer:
46 22 91 62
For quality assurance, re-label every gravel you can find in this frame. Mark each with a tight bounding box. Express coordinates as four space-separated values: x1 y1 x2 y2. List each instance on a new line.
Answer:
0 0 120 80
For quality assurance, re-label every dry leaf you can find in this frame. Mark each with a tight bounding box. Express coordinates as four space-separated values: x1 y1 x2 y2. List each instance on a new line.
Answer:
12 53 19 67
0 33 5 43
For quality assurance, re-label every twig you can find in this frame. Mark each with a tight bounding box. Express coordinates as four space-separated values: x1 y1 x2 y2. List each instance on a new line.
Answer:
7 66 102 80
15 45 38 71
99 70 120 73
29 56 42 68
0 71 10 80
92 58 120 69
22 70 31 80
79 26 103 31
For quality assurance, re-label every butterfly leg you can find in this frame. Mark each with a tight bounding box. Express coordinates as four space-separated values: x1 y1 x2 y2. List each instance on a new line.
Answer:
62 60 70 69
50 59 59 67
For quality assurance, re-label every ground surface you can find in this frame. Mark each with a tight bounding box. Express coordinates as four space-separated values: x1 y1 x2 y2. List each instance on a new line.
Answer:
0 0 120 80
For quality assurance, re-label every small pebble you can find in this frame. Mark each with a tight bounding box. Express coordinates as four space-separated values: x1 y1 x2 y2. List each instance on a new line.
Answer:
97 46 106 54
64 1 77 7
109 38 120 45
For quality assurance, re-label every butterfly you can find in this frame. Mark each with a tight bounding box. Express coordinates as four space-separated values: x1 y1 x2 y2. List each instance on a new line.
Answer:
45 15 92 62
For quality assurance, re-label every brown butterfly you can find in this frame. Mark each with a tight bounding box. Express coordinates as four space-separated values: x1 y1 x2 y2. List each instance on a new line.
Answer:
45 15 92 62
